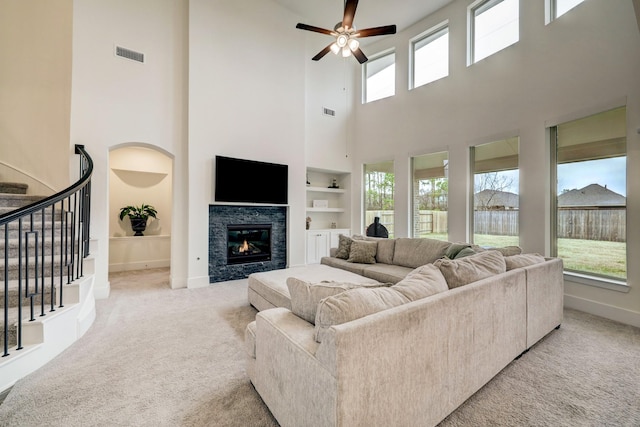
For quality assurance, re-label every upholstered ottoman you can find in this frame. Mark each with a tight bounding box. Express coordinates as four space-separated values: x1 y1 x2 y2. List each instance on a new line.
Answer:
247 264 381 311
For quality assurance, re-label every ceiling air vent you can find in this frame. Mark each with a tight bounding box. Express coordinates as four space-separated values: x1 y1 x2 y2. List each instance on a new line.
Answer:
115 46 144 63
323 107 336 117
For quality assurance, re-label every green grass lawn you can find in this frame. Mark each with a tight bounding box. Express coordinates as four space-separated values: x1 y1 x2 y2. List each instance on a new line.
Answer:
422 233 627 279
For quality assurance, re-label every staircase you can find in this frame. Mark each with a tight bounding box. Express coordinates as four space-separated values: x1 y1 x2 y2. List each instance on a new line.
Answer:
0 145 96 393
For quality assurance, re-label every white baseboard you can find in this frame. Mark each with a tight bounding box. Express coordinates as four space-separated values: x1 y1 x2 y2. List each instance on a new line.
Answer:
108 260 170 273
564 294 640 328
187 275 211 289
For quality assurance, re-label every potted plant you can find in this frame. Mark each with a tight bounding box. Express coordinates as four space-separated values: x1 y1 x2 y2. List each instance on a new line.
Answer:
119 204 158 236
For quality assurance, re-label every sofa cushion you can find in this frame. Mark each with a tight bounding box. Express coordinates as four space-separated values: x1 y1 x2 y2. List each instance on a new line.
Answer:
361 264 413 284
472 245 522 256
314 264 449 342
334 234 352 259
315 287 409 342
287 277 388 324
505 253 546 270
392 238 451 268
392 264 449 301
433 250 506 289
245 321 257 358
321 256 368 275
365 237 396 264
347 240 378 264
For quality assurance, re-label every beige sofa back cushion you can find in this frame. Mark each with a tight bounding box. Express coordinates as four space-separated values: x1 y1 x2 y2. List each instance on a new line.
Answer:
505 253 545 270
392 238 452 268
433 250 506 289
287 277 387 324
314 264 449 342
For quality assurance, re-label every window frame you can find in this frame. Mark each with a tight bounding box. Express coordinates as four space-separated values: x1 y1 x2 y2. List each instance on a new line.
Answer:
546 0 586 24
362 48 396 104
410 151 449 240
469 137 520 247
467 0 520 66
409 21 449 90
549 106 629 291
363 160 395 237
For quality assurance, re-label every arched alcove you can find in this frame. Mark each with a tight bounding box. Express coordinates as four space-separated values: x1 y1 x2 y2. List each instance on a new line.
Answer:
108 144 173 272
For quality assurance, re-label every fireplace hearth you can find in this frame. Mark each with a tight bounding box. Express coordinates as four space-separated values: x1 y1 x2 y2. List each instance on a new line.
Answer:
227 224 271 265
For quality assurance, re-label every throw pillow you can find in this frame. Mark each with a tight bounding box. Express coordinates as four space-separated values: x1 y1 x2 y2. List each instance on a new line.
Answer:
392 238 452 268
392 264 449 301
504 253 546 270
347 240 378 264
365 237 396 264
454 247 477 259
286 277 389 324
433 250 506 289
334 234 353 259
315 287 409 342
444 243 472 259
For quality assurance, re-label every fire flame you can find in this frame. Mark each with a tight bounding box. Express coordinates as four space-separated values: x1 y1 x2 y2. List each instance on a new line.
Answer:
239 240 249 253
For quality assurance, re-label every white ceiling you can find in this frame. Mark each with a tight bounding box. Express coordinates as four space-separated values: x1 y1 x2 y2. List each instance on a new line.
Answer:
273 0 455 44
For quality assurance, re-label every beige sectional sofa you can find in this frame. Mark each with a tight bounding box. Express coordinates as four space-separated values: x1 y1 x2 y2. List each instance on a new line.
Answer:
246 236 564 427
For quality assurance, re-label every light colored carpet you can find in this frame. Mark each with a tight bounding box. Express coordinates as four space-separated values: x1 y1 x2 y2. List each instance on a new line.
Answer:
0 268 638 426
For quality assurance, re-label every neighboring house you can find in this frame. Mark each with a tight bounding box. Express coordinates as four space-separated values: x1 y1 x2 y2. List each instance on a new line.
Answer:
558 184 626 208
474 189 519 210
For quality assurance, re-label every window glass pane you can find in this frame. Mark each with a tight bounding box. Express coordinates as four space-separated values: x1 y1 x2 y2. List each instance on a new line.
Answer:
413 27 449 89
472 137 519 247
364 161 394 237
555 0 585 18
365 51 395 103
412 152 448 240
473 0 519 63
555 107 627 280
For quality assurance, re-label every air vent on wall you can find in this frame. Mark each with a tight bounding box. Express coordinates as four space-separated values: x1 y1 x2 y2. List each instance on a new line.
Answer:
323 107 336 117
115 46 144 63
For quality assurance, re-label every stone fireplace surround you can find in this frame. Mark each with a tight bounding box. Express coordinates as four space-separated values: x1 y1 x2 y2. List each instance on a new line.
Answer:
209 204 287 283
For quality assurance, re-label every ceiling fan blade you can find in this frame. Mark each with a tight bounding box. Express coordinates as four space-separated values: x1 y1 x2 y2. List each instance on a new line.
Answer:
295 23 334 36
352 47 368 64
355 25 397 38
312 44 334 61
342 0 359 30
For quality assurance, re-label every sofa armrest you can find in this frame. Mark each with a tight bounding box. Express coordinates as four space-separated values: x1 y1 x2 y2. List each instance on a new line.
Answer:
252 308 336 427
315 269 527 427
524 258 564 348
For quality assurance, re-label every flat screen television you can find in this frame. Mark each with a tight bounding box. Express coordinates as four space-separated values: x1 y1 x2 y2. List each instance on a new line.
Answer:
215 156 288 205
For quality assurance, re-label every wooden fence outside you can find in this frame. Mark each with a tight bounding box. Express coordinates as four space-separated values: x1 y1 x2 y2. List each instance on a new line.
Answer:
368 208 626 242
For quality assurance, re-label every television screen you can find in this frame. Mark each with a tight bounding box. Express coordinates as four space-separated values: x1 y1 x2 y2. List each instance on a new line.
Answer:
215 156 288 205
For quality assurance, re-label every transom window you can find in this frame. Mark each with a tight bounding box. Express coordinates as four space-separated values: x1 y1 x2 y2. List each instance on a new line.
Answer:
547 0 586 23
469 0 519 64
410 23 449 89
363 50 395 103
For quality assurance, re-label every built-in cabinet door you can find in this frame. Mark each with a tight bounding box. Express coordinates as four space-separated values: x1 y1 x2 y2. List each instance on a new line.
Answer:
306 231 329 264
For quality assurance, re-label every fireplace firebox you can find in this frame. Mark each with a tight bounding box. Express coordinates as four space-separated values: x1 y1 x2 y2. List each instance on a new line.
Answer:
227 224 272 265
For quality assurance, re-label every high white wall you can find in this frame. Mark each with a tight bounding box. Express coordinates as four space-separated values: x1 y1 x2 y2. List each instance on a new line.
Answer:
351 0 640 325
187 0 307 287
0 0 72 193
70 0 188 295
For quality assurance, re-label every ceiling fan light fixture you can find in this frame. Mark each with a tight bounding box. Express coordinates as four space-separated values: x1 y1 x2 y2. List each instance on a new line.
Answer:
348 38 359 51
330 43 340 55
341 46 352 57
336 34 348 48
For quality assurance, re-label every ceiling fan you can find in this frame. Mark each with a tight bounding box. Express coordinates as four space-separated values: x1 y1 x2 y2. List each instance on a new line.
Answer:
295 0 396 64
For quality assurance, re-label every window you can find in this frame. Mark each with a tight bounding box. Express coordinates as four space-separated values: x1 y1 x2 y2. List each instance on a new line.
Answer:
552 107 627 281
364 161 394 237
411 152 448 240
470 137 519 247
547 0 585 22
469 0 519 64
364 50 395 103
411 24 449 89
